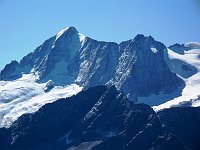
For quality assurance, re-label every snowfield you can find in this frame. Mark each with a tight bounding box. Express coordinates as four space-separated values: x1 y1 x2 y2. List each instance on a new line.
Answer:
0 73 82 128
0 26 199 127
138 42 200 111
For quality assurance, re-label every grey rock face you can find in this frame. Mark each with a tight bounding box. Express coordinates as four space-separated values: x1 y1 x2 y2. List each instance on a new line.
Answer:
169 43 190 55
110 35 183 99
0 60 31 80
76 38 120 88
0 27 184 100
0 60 20 80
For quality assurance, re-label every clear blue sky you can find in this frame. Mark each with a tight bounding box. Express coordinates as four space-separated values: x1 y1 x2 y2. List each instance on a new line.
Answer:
0 0 200 70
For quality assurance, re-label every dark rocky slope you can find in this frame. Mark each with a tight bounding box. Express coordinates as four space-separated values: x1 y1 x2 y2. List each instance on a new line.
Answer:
0 86 186 150
158 107 200 150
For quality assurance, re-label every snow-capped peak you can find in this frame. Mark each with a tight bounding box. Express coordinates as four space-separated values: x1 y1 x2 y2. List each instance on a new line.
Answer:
55 27 70 40
1 26 198 127
55 27 86 45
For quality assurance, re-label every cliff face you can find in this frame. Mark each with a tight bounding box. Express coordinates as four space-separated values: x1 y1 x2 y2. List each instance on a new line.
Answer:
110 35 183 99
0 86 186 150
0 27 184 100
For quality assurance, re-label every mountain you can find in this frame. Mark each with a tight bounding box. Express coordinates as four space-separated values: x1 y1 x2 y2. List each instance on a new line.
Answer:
0 73 82 128
0 86 186 150
158 107 200 150
0 27 200 150
0 26 199 128
0 27 183 98
153 42 200 111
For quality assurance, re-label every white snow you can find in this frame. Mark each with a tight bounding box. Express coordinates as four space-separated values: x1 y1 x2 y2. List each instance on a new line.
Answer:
151 47 158 53
78 33 86 45
185 42 200 49
55 27 86 45
149 43 200 111
0 73 82 128
55 27 70 40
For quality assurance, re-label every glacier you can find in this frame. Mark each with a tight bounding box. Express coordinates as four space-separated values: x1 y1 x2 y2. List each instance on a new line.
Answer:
0 28 182 99
137 42 200 111
0 72 82 127
0 26 199 127
153 42 200 111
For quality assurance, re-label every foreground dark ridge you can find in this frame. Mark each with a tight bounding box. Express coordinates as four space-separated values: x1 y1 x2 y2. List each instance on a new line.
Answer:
0 85 193 150
158 107 200 150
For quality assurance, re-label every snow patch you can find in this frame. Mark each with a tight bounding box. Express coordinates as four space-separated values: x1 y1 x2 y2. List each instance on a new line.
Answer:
78 33 86 46
55 27 70 40
151 47 158 53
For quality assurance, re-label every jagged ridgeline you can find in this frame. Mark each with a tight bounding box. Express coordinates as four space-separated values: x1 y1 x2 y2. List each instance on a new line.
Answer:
0 86 187 150
0 27 183 100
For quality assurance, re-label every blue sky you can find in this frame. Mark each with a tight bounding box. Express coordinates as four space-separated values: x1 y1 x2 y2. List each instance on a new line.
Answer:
0 0 200 70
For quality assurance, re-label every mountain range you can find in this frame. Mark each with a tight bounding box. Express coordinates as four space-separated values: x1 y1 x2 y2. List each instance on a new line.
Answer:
0 27 200 149
0 85 199 149
0 27 183 97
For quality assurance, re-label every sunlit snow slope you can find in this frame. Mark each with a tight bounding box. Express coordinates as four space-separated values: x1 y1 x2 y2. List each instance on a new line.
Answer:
0 73 82 128
138 42 200 111
0 26 199 127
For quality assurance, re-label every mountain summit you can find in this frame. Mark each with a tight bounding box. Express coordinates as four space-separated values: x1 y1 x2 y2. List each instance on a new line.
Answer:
0 27 200 150
2 27 195 127
0 27 183 99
